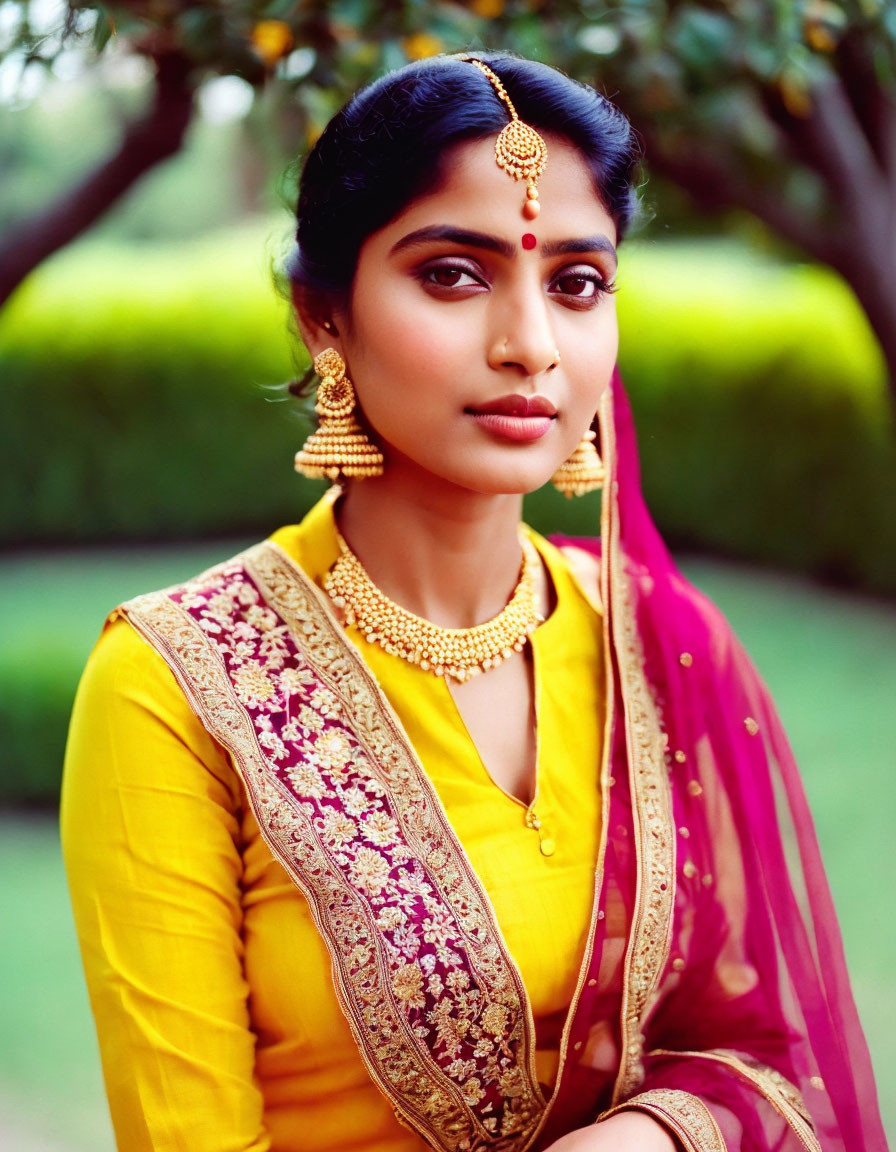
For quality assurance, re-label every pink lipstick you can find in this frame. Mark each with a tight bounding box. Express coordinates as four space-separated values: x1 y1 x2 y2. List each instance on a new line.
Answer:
466 394 556 443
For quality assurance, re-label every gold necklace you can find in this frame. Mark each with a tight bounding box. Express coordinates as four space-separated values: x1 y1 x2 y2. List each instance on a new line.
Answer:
324 531 544 682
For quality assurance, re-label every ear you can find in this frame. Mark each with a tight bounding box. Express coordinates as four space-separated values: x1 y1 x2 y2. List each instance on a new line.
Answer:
291 284 343 361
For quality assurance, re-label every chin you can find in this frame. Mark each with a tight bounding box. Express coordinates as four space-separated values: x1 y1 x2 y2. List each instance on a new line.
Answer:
461 467 557 498
390 448 557 497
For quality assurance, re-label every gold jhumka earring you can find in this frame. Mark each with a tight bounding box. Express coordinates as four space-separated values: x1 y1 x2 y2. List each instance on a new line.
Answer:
462 58 548 220
294 348 384 481
551 426 605 497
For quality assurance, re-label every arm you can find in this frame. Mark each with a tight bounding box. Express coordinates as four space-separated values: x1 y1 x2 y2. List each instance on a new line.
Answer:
61 618 271 1152
545 1112 680 1151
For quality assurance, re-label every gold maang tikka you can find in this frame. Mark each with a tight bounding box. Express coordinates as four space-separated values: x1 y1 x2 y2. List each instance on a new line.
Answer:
463 58 548 219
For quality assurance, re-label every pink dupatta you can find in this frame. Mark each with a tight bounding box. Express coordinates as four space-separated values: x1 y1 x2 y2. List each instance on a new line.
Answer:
539 369 887 1150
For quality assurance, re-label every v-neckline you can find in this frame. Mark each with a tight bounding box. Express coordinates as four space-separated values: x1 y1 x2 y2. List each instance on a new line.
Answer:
439 549 565 846
443 658 540 812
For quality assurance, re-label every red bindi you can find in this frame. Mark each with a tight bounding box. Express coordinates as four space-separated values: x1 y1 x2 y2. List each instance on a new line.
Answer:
521 233 537 250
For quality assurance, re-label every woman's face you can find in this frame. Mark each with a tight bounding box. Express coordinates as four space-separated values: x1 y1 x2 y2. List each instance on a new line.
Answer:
330 133 619 497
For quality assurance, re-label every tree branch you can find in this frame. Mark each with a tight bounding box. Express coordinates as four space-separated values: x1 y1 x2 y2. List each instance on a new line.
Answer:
835 26 896 178
763 75 885 218
0 51 195 309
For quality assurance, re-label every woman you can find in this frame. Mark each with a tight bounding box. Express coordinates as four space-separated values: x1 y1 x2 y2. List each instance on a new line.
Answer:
61 53 886 1152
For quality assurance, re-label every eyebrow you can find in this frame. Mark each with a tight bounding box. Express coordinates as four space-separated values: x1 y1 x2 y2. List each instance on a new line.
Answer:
390 225 515 259
541 235 618 266
390 224 618 267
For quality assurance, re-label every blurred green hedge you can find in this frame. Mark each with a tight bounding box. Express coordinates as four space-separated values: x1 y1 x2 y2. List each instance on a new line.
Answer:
1 228 894 593
0 640 83 805
0 224 323 543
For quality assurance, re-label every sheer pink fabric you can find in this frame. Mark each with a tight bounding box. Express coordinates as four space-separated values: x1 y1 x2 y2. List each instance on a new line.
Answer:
545 370 886 1150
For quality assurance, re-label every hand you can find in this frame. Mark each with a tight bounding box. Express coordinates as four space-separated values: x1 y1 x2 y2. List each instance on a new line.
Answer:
543 1110 678 1152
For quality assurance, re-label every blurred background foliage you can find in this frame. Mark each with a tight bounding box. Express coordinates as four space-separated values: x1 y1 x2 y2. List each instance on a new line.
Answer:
0 229 892 580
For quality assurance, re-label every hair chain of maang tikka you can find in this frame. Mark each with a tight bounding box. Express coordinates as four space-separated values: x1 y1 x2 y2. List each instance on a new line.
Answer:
463 58 548 220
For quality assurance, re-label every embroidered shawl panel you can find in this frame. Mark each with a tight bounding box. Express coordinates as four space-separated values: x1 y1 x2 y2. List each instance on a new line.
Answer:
119 542 546 1152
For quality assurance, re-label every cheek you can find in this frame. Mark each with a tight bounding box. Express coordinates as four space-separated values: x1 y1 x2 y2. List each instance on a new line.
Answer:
567 310 618 407
352 281 472 376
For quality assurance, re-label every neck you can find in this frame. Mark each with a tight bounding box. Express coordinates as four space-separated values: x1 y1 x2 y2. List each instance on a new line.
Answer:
336 469 526 630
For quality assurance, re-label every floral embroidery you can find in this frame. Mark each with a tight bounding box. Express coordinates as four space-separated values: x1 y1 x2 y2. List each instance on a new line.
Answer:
232 663 277 707
377 906 404 931
364 810 399 846
349 845 392 895
119 542 546 1151
319 808 357 848
314 730 353 771
393 962 427 1007
285 761 326 797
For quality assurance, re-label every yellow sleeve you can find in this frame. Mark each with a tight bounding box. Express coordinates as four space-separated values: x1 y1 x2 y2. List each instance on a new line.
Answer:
60 616 271 1152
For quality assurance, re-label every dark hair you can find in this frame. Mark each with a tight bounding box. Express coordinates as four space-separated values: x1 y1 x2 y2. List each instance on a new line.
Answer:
286 52 635 311
287 52 641 309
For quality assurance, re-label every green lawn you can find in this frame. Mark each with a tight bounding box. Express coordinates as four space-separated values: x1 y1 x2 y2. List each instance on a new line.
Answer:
0 543 893 1147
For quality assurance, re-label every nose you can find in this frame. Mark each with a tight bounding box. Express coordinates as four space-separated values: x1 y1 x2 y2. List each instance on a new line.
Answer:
487 284 559 378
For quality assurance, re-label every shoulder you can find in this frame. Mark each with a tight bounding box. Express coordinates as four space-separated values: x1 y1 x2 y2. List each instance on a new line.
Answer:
75 613 234 768
80 612 180 708
527 528 602 614
68 553 263 806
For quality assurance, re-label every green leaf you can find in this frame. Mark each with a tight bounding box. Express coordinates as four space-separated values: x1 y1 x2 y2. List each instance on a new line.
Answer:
263 0 304 17
92 7 114 55
668 6 739 75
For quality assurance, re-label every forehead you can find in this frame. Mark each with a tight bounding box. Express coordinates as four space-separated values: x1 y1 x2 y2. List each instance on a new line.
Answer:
380 134 617 246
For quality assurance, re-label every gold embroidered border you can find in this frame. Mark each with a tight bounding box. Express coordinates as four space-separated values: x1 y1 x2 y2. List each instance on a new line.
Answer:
599 1088 726 1152
602 389 677 1105
652 1049 820 1151
248 544 549 1145
122 549 547 1152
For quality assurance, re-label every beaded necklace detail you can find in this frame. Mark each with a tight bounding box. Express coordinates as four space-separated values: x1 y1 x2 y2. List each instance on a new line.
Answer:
324 531 544 682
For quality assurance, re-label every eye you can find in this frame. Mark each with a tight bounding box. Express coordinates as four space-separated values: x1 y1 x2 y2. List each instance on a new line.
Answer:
556 273 596 296
551 265 617 303
418 260 486 292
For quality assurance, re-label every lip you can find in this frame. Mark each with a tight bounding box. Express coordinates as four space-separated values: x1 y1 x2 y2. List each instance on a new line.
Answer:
468 412 554 443
467 394 558 418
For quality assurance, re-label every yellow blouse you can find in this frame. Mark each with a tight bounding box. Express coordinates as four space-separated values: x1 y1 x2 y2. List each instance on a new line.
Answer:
61 497 604 1152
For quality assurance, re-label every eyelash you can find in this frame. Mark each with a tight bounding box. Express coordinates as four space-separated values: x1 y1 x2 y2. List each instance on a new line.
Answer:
418 260 617 303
